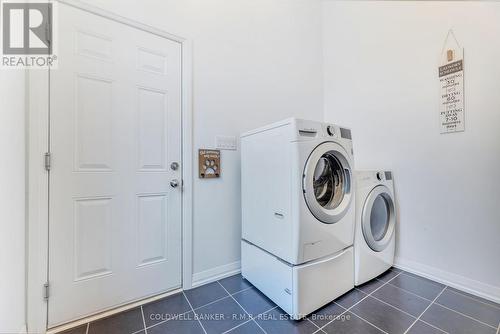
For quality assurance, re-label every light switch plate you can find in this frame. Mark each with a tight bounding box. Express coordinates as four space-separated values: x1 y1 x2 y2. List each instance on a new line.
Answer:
215 135 237 150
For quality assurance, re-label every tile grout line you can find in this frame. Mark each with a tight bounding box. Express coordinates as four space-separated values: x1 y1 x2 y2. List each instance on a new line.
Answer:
350 295 449 334
312 326 328 334
398 271 447 287
140 306 147 334
228 291 273 334
381 282 434 302
144 307 194 331
232 286 254 295
395 272 451 297
187 285 253 313
419 319 449 334
192 295 231 310
218 282 270 334
144 285 256 332
131 327 148 334
366 294 418 319
221 319 253 334
349 310 390 334
403 285 447 334
377 276 499 329
354 287 368 296
334 301 388 334
221 283 277 333
433 301 498 329
182 291 208 334
306 317 323 332
216 281 269 334
189 295 232 312
333 302 348 311
446 287 500 311
224 309 284 334
220 285 255 297
257 305 278 317
222 306 278 334
131 330 145 334
373 271 401 284
334 298 389 334
318 271 403 331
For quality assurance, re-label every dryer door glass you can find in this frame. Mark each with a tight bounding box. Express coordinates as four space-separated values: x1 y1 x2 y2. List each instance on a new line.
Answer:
313 153 345 210
370 195 390 241
362 186 396 252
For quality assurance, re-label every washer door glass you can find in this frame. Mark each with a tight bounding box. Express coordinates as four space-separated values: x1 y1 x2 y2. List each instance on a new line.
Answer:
303 142 353 224
313 153 345 210
362 186 395 252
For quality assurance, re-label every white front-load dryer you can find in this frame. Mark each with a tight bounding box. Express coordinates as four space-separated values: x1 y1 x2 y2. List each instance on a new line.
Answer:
241 118 355 319
354 171 396 286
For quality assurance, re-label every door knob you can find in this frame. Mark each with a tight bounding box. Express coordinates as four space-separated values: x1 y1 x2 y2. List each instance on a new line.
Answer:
170 179 179 188
170 162 179 171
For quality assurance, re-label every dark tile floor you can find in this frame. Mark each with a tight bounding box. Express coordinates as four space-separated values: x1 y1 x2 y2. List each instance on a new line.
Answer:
59 268 500 334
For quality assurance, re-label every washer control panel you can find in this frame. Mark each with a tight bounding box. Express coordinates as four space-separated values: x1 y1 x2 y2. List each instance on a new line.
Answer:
326 125 335 137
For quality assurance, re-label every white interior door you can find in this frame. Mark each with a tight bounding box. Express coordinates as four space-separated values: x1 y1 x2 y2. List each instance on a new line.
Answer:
49 3 182 326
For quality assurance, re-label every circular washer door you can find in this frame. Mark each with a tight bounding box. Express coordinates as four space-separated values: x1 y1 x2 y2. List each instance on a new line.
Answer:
362 185 396 252
303 142 353 224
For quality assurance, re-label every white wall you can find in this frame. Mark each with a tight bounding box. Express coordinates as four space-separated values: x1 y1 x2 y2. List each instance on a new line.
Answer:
2 2 499 331
77 0 324 283
322 1 500 301
0 72 26 330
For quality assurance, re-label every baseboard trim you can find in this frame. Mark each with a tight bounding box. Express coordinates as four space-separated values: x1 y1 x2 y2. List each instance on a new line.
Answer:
191 261 241 288
394 256 500 304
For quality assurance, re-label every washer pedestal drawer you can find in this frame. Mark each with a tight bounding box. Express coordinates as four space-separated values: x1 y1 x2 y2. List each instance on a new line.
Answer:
241 240 354 319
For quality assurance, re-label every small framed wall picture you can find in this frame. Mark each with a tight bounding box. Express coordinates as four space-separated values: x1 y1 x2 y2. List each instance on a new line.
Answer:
199 149 221 178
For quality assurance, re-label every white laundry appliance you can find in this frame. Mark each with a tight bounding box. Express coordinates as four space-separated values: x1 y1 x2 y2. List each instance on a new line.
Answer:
354 171 396 286
241 118 355 319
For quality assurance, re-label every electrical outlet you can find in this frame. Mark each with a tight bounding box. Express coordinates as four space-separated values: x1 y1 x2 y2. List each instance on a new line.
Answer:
215 136 237 150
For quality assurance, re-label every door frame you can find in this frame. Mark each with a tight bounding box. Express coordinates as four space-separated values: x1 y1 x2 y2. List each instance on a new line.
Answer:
27 1 193 332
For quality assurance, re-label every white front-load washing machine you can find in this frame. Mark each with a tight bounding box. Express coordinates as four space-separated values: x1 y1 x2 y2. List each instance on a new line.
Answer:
241 118 355 319
354 171 396 286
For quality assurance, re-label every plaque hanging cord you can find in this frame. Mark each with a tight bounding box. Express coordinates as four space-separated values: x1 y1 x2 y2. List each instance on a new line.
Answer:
440 29 462 56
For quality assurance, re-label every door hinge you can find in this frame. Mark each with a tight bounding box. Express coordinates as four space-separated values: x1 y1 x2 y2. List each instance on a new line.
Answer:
43 282 50 300
44 152 51 171
46 3 52 49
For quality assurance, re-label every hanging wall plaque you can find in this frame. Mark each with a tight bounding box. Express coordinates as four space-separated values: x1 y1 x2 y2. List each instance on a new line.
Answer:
439 30 465 134
199 149 220 178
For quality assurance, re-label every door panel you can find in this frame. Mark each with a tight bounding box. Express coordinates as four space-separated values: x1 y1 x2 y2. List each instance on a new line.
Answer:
49 3 182 326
